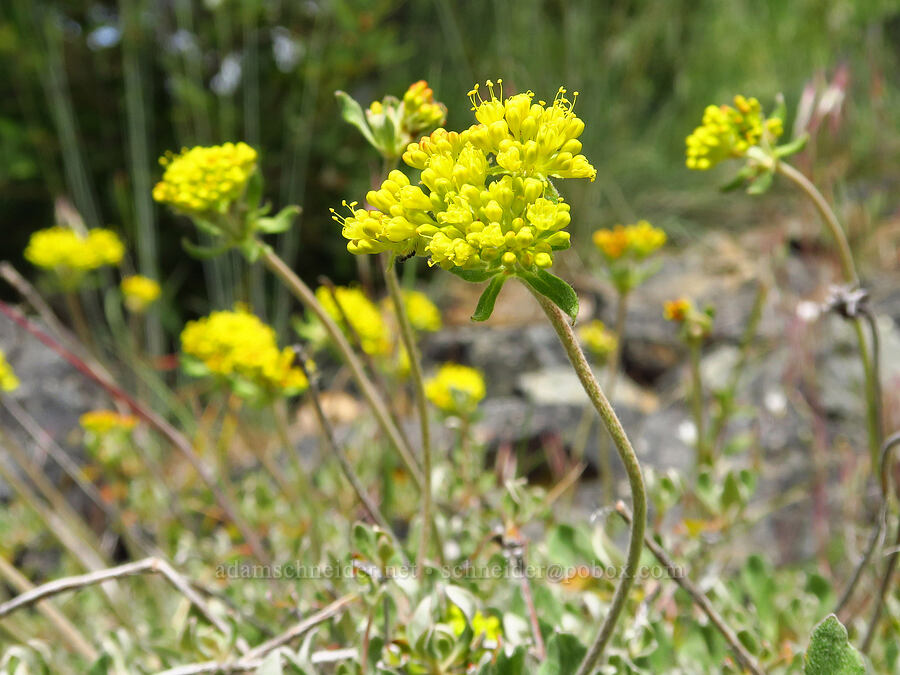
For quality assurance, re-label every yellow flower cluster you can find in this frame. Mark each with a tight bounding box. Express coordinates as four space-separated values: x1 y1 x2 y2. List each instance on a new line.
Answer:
593 220 666 261
180 307 308 394
315 286 391 356
25 227 125 273
79 410 137 435
425 363 486 415
663 298 692 322
334 81 595 275
152 142 258 215
448 605 502 644
0 350 19 392
685 95 783 170
121 275 161 313
401 80 448 137
384 289 442 332
578 320 618 359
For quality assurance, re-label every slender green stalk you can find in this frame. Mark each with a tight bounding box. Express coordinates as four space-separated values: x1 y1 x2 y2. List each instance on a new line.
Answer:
318 276 413 452
294 354 409 565
526 286 646 673
384 258 434 575
776 161 881 463
688 337 710 468
258 246 425 489
64 291 94 351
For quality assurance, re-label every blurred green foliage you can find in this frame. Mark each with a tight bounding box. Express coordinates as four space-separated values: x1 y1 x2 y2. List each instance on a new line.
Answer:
1 0 899 316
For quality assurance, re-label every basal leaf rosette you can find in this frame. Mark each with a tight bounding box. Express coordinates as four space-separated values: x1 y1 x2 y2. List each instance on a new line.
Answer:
333 81 596 321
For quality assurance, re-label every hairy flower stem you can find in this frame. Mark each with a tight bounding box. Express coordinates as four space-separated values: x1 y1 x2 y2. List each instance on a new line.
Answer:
526 286 646 673
384 258 436 576
259 246 425 488
688 338 710 469
776 161 881 464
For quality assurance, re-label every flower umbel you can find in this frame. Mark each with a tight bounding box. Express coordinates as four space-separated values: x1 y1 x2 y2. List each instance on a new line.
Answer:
315 286 391 357
593 220 666 261
0 350 19 392
180 307 308 397
152 142 258 216
79 410 138 435
685 95 783 170
425 363 486 416
335 81 594 287
25 227 125 277
121 275 161 313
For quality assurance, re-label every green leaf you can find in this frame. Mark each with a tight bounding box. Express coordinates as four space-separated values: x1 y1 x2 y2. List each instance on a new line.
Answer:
181 237 230 260
335 90 377 148
449 267 498 283
256 205 301 234
746 170 774 195
518 269 579 321
256 650 284 675
471 275 507 321
775 133 809 159
804 614 866 675
537 633 587 675
479 646 527 675
719 165 755 192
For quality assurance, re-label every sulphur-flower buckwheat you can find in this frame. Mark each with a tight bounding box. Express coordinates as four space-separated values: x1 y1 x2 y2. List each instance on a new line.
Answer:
121 275 161 313
180 307 308 397
425 363 486 416
152 142 258 216
25 227 125 275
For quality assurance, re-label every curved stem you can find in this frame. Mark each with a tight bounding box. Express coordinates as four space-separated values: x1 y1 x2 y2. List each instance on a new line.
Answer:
614 503 765 675
775 162 857 284
525 286 646 673
383 259 435 576
259 246 425 489
776 161 881 463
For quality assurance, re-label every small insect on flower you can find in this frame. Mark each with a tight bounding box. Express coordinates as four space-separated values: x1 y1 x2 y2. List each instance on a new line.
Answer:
578 320 618 360
79 410 138 435
0 350 20 392
152 142 258 216
121 275 161 313
425 363 486 416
